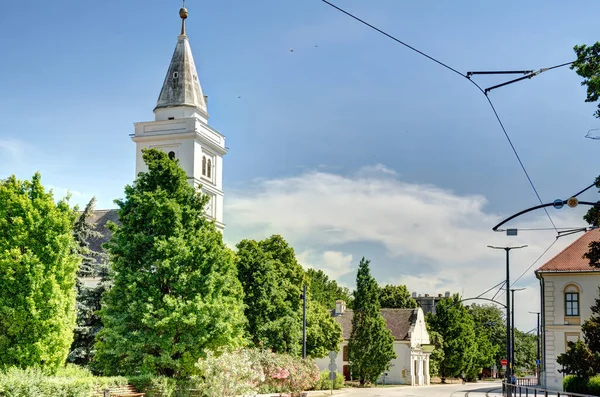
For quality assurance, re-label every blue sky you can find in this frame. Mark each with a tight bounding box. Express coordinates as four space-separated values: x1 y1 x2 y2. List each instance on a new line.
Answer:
1 0 600 330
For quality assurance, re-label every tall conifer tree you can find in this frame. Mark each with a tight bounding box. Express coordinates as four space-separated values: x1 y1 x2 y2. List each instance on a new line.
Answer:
348 257 396 385
94 149 246 377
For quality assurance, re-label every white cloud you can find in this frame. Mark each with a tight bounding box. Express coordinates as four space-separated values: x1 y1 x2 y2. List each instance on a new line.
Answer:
46 185 95 209
297 250 354 282
224 164 590 330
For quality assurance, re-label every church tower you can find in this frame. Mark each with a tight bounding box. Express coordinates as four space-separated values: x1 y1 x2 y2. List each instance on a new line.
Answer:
132 6 227 231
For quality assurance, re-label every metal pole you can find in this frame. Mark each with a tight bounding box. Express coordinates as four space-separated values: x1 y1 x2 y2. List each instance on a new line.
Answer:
488 245 527 396
302 284 307 359
506 248 511 386
512 289 515 376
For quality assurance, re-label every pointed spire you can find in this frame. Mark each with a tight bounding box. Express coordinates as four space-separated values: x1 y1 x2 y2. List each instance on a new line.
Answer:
154 5 208 117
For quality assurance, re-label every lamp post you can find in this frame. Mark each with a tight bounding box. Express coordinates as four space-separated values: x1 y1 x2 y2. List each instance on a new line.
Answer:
301 284 307 359
510 288 526 375
529 311 541 382
488 245 527 390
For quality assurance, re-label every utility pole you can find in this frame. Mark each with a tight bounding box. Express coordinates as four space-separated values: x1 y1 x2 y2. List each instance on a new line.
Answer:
488 245 527 393
302 284 307 359
510 288 526 375
529 311 541 382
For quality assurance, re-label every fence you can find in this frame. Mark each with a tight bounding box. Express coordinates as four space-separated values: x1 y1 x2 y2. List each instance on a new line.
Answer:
504 381 597 397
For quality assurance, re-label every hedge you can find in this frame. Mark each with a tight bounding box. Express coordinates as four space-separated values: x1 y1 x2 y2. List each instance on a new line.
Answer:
564 375 600 395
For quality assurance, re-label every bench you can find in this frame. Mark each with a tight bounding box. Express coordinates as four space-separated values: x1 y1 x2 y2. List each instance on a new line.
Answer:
94 385 146 397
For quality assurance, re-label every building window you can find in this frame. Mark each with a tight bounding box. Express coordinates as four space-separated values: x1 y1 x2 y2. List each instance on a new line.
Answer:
173 72 179 79
202 156 207 176
343 345 348 362
566 292 580 316
207 159 212 178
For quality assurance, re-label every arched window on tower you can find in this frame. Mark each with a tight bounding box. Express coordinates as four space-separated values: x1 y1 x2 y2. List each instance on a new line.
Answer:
202 156 207 176
207 159 212 178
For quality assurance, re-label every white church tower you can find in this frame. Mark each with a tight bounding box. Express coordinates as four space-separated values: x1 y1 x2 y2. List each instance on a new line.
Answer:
132 6 227 231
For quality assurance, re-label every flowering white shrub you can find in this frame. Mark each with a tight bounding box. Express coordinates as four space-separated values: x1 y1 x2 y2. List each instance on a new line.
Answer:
195 349 265 397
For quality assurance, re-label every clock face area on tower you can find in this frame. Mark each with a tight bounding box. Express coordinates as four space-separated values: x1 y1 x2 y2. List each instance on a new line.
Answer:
131 6 227 231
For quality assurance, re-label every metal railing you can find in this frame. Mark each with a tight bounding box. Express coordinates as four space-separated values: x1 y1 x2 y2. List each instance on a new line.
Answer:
504 381 597 397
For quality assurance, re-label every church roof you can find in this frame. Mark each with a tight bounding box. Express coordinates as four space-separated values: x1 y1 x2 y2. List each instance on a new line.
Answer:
333 308 417 341
87 209 119 259
154 7 208 115
536 228 600 273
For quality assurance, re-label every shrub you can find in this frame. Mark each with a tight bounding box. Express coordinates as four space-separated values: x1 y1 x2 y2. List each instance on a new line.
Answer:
0 366 128 397
258 350 319 396
194 349 264 397
314 371 344 390
563 375 600 395
587 376 600 396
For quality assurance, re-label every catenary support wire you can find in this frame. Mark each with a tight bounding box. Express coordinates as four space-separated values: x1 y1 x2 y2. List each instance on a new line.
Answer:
320 0 567 233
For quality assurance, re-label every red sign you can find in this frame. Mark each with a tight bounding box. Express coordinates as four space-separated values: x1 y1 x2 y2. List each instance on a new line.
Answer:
501 359 507 366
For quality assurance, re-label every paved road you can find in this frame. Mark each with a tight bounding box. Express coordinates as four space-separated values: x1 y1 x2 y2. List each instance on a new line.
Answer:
309 381 503 397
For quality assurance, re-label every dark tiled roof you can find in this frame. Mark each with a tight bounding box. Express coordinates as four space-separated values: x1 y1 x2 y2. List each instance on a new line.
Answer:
537 228 600 273
87 209 119 257
333 308 417 341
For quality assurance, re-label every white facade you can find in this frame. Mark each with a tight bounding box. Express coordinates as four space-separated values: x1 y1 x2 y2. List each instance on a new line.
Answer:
316 306 431 386
537 271 600 390
131 8 226 231
536 228 600 390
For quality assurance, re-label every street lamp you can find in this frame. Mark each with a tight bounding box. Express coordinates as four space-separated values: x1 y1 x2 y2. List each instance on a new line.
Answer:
529 311 541 382
488 245 527 388
510 288 526 374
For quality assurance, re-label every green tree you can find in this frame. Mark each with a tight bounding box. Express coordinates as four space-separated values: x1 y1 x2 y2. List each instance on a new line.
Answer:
348 258 396 385
306 299 343 358
236 236 341 357
513 329 537 373
306 268 352 309
427 330 444 377
378 284 418 309
236 236 304 355
426 295 478 382
68 197 110 366
93 149 246 377
0 173 80 373
469 304 505 371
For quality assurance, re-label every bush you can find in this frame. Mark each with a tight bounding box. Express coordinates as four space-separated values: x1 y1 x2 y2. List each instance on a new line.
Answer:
258 350 319 396
0 366 128 397
563 375 600 395
314 371 344 390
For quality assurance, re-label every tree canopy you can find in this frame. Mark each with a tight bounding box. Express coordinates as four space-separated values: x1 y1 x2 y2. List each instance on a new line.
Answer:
0 173 80 373
426 295 478 380
306 268 352 309
379 284 417 309
348 258 396 385
94 149 246 377
236 235 342 358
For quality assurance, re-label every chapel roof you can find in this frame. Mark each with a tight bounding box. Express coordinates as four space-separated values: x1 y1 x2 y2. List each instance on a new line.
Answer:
333 308 417 341
86 209 119 259
536 228 600 273
154 7 208 115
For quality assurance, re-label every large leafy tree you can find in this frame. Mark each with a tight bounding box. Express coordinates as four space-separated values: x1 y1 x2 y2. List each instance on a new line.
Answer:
513 329 537 373
426 295 478 381
427 329 444 377
236 236 304 355
379 284 418 309
348 257 396 385
306 268 352 309
68 197 110 366
94 149 246 377
0 173 80 373
469 304 505 371
236 236 341 357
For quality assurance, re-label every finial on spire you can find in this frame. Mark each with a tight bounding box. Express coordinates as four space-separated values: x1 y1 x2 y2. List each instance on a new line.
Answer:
179 2 189 36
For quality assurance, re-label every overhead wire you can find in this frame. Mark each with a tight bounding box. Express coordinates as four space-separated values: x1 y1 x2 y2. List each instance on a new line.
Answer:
319 0 600 234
